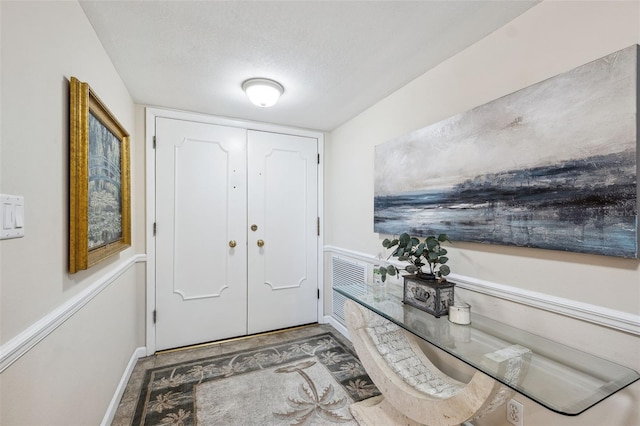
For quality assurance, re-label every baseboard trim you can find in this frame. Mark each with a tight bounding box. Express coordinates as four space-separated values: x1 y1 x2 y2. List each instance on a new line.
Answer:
101 346 146 426
325 315 350 340
324 245 640 336
0 254 147 374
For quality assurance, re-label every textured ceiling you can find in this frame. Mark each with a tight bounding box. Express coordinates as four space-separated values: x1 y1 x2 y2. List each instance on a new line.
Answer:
80 1 538 131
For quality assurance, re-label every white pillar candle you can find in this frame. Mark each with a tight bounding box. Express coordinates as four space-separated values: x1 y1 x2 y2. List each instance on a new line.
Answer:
449 303 471 325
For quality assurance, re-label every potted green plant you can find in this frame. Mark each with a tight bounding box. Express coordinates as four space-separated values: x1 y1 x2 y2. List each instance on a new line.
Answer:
378 232 451 281
378 232 454 318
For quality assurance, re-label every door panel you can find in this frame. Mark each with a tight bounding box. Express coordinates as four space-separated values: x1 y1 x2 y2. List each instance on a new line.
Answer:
247 130 318 334
156 118 247 350
174 138 230 299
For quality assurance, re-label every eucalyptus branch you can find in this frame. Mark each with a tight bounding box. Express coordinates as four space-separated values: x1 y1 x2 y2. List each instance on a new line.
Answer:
378 232 451 282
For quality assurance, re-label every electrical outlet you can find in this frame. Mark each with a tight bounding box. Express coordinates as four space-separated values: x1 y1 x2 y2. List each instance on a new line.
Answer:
506 398 524 426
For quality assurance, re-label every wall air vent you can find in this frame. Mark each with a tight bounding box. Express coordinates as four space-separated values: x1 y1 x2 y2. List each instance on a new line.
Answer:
331 255 367 325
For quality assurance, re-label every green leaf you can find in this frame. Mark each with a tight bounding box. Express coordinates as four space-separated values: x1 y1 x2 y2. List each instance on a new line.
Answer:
384 238 399 249
410 237 419 247
439 265 451 276
379 268 387 282
399 233 411 246
428 252 439 261
438 256 449 264
426 238 438 250
405 265 418 273
387 265 397 276
438 233 449 242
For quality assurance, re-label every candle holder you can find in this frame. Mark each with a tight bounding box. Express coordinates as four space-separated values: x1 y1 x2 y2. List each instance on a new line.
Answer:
448 302 471 325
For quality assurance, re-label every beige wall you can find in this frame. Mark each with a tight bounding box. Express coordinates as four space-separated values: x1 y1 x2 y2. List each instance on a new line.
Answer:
326 1 640 425
1 0 639 424
0 1 145 424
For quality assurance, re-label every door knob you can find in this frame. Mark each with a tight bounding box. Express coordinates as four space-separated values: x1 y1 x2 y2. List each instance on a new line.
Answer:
229 240 237 248
257 239 265 247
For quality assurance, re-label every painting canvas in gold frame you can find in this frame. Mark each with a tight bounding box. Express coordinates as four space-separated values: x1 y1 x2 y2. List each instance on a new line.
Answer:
69 77 131 273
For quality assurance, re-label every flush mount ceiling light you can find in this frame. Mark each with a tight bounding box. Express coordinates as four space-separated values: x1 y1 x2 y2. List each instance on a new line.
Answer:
242 78 284 108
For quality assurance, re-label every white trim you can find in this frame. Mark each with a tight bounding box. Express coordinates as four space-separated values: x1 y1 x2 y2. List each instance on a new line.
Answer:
145 106 324 138
324 245 640 336
317 132 325 328
101 346 146 426
325 315 350 340
325 245 386 267
0 254 147 374
145 108 157 356
145 107 325 355
451 275 640 336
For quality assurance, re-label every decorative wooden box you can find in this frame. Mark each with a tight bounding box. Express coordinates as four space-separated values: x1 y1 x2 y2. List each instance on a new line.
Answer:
402 275 455 317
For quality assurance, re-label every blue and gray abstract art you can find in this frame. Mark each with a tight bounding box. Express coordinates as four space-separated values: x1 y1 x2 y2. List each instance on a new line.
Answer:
374 45 638 258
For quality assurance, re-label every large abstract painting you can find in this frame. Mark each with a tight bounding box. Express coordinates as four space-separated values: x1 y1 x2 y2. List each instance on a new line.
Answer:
374 45 638 258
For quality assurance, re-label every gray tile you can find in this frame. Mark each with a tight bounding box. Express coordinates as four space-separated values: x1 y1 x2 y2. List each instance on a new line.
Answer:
153 344 227 368
111 399 137 426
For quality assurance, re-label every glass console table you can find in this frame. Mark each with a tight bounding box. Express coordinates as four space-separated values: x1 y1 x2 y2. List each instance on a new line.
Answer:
334 282 639 416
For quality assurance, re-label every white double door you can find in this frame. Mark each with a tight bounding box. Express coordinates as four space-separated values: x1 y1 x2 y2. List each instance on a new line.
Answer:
155 118 318 350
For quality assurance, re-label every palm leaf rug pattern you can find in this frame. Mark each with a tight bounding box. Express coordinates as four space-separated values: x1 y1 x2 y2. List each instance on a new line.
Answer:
132 332 380 425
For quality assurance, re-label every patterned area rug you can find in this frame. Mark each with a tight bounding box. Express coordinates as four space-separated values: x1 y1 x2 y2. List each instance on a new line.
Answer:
132 332 380 425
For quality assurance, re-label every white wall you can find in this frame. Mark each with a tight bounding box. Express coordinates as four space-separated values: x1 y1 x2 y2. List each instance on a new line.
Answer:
0 1 145 424
326 1 640 425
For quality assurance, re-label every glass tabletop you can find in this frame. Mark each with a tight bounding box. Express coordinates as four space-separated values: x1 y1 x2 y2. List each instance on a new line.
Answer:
334 282 640 416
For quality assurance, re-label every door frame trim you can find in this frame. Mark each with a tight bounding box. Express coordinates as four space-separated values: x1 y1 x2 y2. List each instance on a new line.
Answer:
145 107 325 355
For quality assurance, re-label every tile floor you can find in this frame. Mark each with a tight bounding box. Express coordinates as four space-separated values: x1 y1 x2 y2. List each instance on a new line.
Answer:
111 323 352 425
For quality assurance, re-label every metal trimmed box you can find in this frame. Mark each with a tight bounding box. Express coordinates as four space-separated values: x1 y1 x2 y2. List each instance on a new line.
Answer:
402 275 455 317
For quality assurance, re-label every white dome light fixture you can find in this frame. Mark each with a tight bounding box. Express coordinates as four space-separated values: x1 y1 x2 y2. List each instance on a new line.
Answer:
242 78 284 108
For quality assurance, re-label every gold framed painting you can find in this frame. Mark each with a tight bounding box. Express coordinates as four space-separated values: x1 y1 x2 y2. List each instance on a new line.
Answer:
69 77 131 273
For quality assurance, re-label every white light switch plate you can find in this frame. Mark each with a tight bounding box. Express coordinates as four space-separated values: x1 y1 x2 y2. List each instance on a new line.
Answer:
0 194 25 239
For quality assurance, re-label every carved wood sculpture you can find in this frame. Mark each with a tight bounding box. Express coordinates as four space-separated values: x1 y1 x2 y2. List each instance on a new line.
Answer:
345 299 528 426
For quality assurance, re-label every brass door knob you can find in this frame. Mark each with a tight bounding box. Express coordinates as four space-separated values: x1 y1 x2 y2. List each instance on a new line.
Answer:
229 240 237 248
257 239 265 247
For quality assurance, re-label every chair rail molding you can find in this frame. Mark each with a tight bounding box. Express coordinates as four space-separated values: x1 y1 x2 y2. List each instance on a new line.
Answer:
0 254 147 374
324 245 640 336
